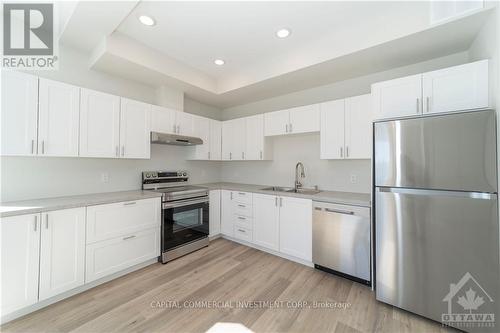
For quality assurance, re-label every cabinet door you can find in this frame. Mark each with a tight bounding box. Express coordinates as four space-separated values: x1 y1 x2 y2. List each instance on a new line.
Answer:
120 98 151 159
221 120 233 160
245 114 264 160
209 190 221 237
0 213 40 315
39 208 85 301
264 110 289 136
192 115 210 160
220 190 234 236
253 194 280 251
209 120 222 160
289 104 320 134
279 197 312 261
1 71 38 156
38 78 80 156
372 74 422 120
423 60 489 114
151 105 176 134
79 89 121 158
232 118 246 160
320 99 345 159
175 111 194 137
345 94 372 159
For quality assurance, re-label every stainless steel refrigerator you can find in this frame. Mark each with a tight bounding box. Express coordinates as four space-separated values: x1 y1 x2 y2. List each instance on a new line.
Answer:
374 110 499 332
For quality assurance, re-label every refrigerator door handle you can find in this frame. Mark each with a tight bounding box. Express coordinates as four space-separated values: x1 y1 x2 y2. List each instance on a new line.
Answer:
377 187 497 200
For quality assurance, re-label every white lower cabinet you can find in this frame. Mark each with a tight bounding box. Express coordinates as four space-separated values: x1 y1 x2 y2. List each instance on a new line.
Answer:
253 194 280 251
85 228 159 283
39 208 86 301
278 196 312 262
0 214 40 315
209 190 221 237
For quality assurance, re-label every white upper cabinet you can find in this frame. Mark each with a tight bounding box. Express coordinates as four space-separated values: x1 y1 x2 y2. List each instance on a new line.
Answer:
1 213 40 316
320 99 345 160
191 115 210 160
119 98 151 159
39 208 86 301
38 78 80 157
344 94 372 159
209 120 222 160
264 109 289 136
288 104 320 134
245 114 265 160
372 74 422 120
253 194 280 251
1 71 38 156
151 105 176 134
279 196 312 262
79 89 121 158
372 60 489 120
222 118 245 160
422 60 489 114
175 111 194 137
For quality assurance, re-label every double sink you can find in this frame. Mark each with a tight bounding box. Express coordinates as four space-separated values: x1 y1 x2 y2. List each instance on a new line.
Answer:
260 186 321 195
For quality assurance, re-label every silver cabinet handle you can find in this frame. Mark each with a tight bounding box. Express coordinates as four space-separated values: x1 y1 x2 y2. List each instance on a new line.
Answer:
229 152 232 160
237 229 246 233
31 139 35 154
45 214 49 229
116 146 119 157
230 192 233 200
340 147 343 158
41 140 45 154
275 197 278 207
34 215 38 231
123 201 136 206
285 124 288 133
238 216 246 220
260 151 263 160
314 207 322 211
279 197 283 207
238 192 245 195
177 125 180 134
173 124 176 133
238 204 245 208
325 208 354 215
289 123 292 133
242 151 245 160
123 235 136 240
346 146 349 158
426 96 430 113
121 146 125 157
208 151 211 160
416 98 420 114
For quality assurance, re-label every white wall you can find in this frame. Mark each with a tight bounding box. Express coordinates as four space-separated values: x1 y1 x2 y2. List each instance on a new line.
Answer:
1 46 221 202
219 52 471 193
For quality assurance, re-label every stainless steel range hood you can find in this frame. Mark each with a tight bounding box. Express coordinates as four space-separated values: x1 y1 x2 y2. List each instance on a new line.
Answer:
151 132 203 146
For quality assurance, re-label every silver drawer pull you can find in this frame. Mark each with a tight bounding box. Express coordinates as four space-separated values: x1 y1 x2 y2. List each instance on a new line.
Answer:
238 192 246 195
314 207 322 211
237 229 246 233
123 235 136 240
237 204 246 208
238 216 246 220
124 201 137 206
325 208 354 215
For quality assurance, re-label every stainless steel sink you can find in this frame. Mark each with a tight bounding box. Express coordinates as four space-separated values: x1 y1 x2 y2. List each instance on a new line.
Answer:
260 186 321 195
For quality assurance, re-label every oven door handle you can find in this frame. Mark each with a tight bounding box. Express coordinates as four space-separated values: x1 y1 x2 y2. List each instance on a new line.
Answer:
162 197 209 209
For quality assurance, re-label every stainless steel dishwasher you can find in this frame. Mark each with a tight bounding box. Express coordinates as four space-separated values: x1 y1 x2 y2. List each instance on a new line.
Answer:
312 201 371 285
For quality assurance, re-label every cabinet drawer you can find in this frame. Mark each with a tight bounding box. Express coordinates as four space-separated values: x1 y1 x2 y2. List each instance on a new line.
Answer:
233 225 253 242
85 227 159 283
231 191 253 205
234 215 253 229
86 198 160 243
231 201 253 217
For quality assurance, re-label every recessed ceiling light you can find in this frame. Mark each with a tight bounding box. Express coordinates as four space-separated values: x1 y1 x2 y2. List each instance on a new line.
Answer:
214 59 225 66
138 15 155 26
276 28 291 38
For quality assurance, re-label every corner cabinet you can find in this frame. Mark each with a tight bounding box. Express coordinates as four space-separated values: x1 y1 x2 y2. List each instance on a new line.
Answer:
222 115 271 161
119 98 151 159
372 60 489 120
264 104 320 136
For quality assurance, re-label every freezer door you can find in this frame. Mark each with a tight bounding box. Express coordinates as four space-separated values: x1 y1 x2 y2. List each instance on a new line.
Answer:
374 110 497 192
376 187 499 329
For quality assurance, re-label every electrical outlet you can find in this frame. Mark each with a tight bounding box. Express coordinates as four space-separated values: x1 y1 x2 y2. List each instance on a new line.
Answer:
350 174 357 184
101 172 109 183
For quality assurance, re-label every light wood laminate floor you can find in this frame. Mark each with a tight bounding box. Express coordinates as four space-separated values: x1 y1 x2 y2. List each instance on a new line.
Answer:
3 239 455 333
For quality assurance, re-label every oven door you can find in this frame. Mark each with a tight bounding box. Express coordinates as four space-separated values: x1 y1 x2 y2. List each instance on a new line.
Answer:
162 196 209 251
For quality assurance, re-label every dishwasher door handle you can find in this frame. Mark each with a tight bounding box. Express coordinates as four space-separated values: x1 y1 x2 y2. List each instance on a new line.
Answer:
324 208 355 215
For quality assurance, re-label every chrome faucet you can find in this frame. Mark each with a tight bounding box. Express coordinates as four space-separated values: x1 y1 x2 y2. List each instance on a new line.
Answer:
295 162 305 191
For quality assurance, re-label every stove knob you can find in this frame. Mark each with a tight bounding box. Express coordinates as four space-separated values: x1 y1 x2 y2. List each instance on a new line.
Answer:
145 173 150 178
183 172 187 176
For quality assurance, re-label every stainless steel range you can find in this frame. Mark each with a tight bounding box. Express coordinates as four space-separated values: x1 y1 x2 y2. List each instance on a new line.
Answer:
142 170 209 263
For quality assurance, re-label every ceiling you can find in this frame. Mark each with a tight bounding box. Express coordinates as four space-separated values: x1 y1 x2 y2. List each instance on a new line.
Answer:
59 1 494 108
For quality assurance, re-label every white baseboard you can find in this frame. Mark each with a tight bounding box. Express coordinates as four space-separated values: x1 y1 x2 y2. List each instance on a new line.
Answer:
221 235 314 268
1 258 158 325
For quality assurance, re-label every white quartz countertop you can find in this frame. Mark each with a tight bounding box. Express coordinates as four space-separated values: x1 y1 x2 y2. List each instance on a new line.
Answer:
198 182 371 207
0 190 163 218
